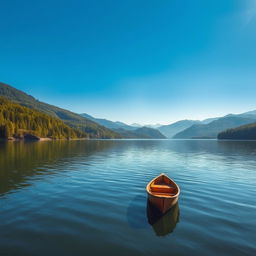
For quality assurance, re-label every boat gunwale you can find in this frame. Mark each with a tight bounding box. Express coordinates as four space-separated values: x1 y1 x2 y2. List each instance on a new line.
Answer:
146 173 180 199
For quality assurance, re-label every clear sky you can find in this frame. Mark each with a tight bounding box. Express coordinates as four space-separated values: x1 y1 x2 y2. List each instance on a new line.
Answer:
0 0 256 125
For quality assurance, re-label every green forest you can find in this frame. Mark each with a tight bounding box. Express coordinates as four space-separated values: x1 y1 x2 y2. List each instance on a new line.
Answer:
0 82 120 139
0 97 86 139
218 122 256 140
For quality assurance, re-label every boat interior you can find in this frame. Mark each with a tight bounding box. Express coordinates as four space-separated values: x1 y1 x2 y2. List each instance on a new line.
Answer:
150 175 178 196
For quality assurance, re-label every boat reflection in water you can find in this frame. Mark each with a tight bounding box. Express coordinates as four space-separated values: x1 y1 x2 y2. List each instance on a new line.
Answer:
147 200 180 236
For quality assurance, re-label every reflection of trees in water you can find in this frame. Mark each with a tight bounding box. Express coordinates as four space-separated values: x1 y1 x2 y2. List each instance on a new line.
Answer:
217 140 256 154
0 140 116 196
160 140 256 155
147 201 180 236
1 139 255 196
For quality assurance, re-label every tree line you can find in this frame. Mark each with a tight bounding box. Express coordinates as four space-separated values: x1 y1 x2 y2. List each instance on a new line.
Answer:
218 122 256 140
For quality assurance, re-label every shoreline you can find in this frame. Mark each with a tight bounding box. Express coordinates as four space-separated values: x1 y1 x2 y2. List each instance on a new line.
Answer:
0 137 89 142
1 137 256 142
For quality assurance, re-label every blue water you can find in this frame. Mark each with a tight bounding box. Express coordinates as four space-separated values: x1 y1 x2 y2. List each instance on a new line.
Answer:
0 140 255 256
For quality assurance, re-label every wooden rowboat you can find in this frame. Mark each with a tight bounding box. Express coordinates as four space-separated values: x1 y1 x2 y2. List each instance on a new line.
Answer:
146 173 180 214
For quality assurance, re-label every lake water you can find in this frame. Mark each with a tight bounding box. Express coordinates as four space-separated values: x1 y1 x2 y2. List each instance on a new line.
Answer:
0 139 255 256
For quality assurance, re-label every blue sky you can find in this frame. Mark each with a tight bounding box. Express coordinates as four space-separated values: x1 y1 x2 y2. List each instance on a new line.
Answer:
0 0 256 124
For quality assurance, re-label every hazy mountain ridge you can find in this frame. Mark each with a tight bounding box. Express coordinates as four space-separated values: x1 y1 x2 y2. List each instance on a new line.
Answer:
158 120 201 138
157 117 220 138
80 113 136 130
173 115 256 139
113 126 166 139
200 117 219 124
80 114 166 138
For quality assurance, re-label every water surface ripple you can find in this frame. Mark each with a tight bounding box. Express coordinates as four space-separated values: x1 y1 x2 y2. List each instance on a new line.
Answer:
0 140 255 256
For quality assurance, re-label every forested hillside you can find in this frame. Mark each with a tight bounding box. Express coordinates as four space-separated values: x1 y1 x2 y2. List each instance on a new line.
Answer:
218 123 256 140
0 82 120 138
0 97 86 139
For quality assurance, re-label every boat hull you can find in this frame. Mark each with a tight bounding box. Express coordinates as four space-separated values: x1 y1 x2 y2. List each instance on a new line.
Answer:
148 194 178 214
146 174 180 214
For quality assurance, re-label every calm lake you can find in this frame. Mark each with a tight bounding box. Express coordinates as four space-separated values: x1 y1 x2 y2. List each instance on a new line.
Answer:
0 139 255 256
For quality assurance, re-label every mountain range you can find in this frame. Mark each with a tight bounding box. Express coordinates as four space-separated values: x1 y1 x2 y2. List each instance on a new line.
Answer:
1 81 256 140
80 113 136 131
158 120 201 138
80 113 165 138
173 114 256 139
0 82 166 139
80 111 256 140
82 110 256 139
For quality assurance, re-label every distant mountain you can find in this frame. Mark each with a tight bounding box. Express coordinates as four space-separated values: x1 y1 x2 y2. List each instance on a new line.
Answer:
80 113 136 130
218 122 256 140
200 117 219 124
145 124 162 129
237 110 256 119
130 123 143 128
114 126 166 139
80 114 166 138
0 82 120 138
133 127 166 138
174 116 256 139
158 120 200 138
